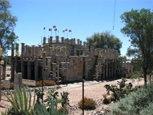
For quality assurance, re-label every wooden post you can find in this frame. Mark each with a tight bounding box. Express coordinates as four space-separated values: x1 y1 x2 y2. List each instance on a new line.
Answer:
14 73 22 89
11 43 15 81
2 58 6 79
82 57 85 115
0 63 1 102
0 47 2 101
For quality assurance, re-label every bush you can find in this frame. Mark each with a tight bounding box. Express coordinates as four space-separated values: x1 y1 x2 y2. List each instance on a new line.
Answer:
58 107 69 114
139 102 153 115
102 94 111 104
33 100 68 115
127 71 142 79
110 85 153 115
104 78 133 102
4 87 68 115
78 97 96 110
36 80 56 86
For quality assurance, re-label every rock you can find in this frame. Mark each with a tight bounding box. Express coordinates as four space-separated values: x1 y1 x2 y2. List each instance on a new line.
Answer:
93 112 97 115
100 110 105 114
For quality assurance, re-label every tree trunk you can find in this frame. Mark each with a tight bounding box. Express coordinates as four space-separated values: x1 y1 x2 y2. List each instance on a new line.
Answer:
144 69 147 86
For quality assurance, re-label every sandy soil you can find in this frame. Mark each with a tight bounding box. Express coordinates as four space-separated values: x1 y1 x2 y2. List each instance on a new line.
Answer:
0 78 144 115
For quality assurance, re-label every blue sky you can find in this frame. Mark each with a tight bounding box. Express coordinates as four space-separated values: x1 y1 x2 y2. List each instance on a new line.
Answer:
9 0 152 56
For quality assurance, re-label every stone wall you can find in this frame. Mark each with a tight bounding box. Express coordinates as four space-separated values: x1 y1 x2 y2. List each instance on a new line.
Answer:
9 36 131 84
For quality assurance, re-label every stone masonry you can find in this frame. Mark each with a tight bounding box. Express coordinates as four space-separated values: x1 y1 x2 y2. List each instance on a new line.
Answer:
9 36 133 84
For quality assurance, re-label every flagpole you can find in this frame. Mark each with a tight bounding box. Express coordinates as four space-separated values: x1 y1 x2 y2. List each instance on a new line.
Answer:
71 32 72 38
67 31 68 38
41 36 43 46
44 27 46 37
69 30 72 38
53 25 57 38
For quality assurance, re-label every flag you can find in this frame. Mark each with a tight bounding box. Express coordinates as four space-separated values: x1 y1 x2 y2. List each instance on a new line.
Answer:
65 29 67 31
54 29 57 31
53 25 56 28
69 30 72 32
63 30 65 32
49 28 52 31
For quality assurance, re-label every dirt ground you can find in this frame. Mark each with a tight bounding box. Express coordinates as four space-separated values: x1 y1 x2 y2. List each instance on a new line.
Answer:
0 78 144 115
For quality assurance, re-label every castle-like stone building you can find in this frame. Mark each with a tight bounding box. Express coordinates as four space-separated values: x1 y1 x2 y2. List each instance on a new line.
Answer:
10 36 133 85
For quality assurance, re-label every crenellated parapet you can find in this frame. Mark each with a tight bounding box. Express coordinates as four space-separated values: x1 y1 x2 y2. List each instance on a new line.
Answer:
9 35 129 86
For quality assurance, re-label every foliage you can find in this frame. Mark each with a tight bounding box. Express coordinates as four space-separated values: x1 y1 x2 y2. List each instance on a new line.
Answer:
36 80 56 86
110 84 153 115
33 100 67 115
33 89 68 115
127 71 142 79
44 88 59 107
60 92 69 107
121 8 153 86
102 94 111 104
58 107 69 114
5 87 35 115
35 88 44 104
117 78 127 89
139 102 153 115
86 31 122 54
1 112 7 115
0 0 18 55
130 57 142 72
104 78 133 101
4 87 68 115
78 97 96 110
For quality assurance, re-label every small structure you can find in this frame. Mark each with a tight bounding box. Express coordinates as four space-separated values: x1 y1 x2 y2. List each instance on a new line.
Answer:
120 57 133 77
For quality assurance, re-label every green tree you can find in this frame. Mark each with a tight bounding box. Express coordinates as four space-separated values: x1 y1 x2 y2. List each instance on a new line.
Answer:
86 31 122 54
121 8 153 86
0 0 18 55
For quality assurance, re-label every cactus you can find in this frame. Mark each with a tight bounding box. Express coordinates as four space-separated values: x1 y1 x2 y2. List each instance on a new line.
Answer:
35 88 44 104
33 95 67 115
44 88 59 107
60 92 69 107
104 78 133 101
4 87 68 115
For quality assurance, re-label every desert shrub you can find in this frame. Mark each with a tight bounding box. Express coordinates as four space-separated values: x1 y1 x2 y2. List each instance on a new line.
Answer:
78 97 96 110
102 94 111 104
36 80 56 86
58 107 69 114
139 102 153 115
43 80 56 86
4 87 68 115
1 111 7 115
127 71 142 79
104 78 133 102
7 74 10 77
110 85 153 115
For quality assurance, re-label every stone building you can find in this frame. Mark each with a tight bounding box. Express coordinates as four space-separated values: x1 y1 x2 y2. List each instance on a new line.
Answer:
9 36 131 84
